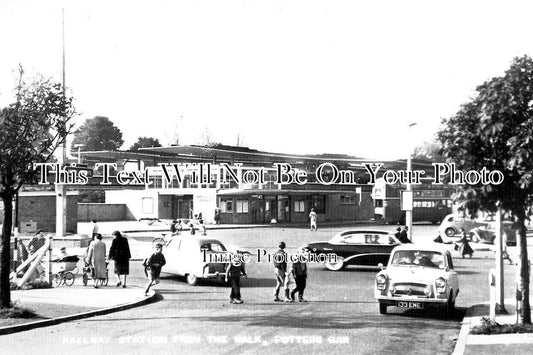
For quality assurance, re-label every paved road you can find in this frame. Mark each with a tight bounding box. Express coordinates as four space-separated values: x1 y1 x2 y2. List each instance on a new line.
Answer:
0 224 526 355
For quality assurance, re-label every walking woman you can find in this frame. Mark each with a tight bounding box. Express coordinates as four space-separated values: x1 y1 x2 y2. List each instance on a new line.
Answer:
87 234 107 288
456 228 474 258
108 231 131 288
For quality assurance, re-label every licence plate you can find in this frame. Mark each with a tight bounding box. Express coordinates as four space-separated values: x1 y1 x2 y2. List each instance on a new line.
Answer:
396 301 423 309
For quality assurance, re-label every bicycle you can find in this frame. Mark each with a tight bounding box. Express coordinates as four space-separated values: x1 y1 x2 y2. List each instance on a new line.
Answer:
51 256 80 287
52 267 78 287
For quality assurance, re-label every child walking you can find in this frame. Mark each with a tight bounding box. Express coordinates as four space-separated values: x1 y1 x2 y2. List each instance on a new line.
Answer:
225 253 247 304
143 244 166 296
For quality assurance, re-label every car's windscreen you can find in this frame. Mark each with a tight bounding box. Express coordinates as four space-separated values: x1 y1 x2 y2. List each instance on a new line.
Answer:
200 243 226 252
391 250 444 268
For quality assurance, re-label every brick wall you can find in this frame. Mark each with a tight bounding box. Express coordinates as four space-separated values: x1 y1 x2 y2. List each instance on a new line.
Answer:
15 192 78 233
78 203 136 222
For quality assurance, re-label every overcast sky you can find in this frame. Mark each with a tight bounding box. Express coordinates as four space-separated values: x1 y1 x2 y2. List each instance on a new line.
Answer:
1 0 533 160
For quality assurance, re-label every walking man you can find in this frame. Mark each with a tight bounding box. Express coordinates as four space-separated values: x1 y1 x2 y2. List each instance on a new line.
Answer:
290 247 308 302
273 241 290 302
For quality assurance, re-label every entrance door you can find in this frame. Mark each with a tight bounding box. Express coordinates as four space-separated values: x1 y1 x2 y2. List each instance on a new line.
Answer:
265 197 276 222
251 198 265 224
277 199 290 222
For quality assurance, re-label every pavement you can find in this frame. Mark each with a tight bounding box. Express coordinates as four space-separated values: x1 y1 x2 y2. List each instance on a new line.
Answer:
1 220 532 354
454 299 533 355
0 285 156 335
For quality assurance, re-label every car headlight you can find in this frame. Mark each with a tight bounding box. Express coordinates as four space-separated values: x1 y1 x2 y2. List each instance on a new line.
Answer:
424 285 432 297
435 277 447 294
376 274 388 290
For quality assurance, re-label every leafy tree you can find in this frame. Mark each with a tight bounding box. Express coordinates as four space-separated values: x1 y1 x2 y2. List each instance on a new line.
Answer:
129 136 162 151
413 141 445 163
0 68 75 308
438 55 533 324
72 116 123 151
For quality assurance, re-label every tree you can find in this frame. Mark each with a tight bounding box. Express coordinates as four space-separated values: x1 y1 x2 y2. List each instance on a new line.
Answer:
438 55 533 324
129 137 162 151
0 68 75 308
72 116 123 151
413 141 445 163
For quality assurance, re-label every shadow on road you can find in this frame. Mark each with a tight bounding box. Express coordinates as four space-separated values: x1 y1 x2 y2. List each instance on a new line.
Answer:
180 313 463 330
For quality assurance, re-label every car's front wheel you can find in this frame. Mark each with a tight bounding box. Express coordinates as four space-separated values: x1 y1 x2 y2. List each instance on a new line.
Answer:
186 274 198 286
445 227 455 237
379 302 387 314
325 257 345 271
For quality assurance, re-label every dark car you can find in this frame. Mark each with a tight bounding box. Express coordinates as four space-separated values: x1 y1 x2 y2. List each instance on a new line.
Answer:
306 230 401 271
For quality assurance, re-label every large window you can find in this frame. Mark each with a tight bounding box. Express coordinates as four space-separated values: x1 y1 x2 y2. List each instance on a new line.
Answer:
340 195 357 205
220 198 233 213
294 200 306 213
236 199 249 213
142 197 153 214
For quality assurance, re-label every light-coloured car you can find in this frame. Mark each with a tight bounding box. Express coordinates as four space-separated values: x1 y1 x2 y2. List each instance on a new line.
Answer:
162 236 229 285
437 214 490 237
374 243 459 316
471 221 517 246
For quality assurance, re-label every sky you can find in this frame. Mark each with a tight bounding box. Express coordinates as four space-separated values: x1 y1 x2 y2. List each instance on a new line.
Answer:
1 0 533 160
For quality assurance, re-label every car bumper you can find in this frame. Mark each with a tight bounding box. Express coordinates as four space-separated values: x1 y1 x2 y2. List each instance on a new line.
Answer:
376 295 448 305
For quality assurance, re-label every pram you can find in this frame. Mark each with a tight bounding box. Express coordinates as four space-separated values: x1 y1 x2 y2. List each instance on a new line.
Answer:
51 255 80 287
82 261 109 286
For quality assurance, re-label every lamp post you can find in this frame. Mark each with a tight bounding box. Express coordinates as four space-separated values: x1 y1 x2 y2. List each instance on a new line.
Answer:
406 122 417 242
74 144 84 164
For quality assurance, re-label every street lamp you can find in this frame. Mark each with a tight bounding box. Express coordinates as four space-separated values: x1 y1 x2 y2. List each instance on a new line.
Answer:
406 122 417 242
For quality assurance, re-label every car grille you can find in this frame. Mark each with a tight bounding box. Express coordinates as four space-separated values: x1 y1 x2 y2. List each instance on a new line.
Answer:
392 282 429 297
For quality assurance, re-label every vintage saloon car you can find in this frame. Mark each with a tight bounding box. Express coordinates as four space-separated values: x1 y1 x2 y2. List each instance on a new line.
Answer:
306 230 401 271
374 243 459 316
438 214 490 237
162 236 229 285
470 221 517 246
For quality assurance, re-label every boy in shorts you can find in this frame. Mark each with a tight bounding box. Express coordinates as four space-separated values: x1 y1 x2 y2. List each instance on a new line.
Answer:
144 244 166 296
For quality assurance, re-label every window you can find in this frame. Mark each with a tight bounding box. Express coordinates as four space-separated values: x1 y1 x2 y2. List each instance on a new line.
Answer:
375 199 383 208
294 200 305 212
200 243 226 252
142 197 153 214
236 199 249 213
340 195 357 205
220 198 233 213
311 195 326 214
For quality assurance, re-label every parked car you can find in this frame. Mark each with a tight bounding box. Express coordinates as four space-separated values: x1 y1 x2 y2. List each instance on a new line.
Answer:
162 236 229 285
306 230 401 271
437 214 491 237
471 221 517 246
374 243 459 317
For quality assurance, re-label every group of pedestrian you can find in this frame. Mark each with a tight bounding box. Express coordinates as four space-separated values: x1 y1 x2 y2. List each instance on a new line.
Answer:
170 220 183 235
394 226 411 243
273 241 309 303
84 228 131 289
170 218 208 237
226 241 308 305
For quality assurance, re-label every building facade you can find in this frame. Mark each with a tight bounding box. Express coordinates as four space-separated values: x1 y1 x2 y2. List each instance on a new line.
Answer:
81 145 381 225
